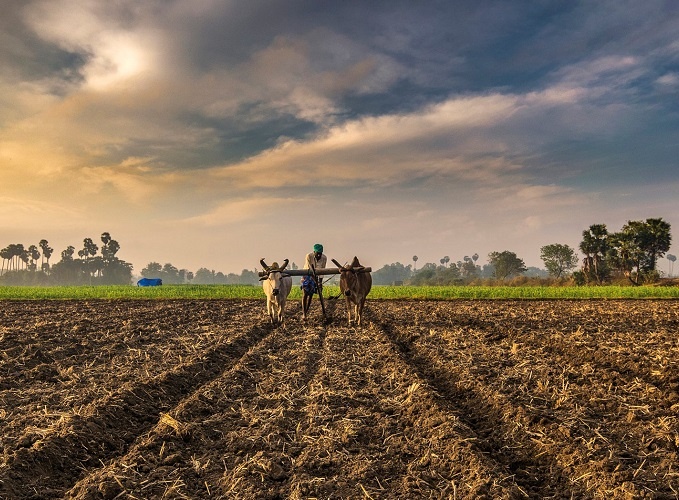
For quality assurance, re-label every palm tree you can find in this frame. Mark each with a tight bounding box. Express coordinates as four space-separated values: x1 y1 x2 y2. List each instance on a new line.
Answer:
412 255 418 271
62 246 75 261
9 244 26 271
0 246 11 275
580 224 609 283
101 233 120 263
80 238 99 281
19 246 29 271
39 240 48 269
39 239 53 273
28 245 40 272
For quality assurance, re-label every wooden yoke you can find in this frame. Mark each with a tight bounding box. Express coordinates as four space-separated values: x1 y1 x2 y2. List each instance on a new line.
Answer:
257 267 371 278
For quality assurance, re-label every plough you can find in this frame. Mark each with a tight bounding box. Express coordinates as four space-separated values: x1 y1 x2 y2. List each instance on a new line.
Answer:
257 264 372 320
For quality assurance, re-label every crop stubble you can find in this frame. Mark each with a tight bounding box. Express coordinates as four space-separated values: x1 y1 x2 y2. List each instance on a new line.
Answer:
0 299 678 499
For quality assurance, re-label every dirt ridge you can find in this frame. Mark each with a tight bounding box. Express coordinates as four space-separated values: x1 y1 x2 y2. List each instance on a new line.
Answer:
1 299 678 499
0 321 270 498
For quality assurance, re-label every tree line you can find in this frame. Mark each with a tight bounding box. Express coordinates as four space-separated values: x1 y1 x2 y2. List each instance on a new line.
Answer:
139 263 260 285
1 218 672 287
372 217 673 286
0 233 133 286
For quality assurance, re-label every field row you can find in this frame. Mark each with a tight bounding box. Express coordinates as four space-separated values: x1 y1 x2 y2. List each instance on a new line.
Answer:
1 299 678 498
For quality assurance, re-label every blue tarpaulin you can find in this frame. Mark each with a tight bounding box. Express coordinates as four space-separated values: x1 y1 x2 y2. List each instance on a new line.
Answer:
137 278 162 286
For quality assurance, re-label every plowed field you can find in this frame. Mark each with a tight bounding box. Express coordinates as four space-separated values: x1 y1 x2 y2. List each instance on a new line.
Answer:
1 299 678 499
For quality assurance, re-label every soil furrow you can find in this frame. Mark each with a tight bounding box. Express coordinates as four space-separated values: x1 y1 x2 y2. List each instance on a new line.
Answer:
0 300 259 456
287 321 521 499
375 302 679 498
375 312 592 499
0 321 270 499
2 299 677 499
64 323 328 499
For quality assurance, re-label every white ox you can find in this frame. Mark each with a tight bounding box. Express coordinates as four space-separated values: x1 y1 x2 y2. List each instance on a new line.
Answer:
259 258 293 327
332 257 372 326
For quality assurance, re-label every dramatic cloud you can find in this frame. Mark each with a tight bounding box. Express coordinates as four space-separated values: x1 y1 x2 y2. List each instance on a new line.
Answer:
0 1 677 273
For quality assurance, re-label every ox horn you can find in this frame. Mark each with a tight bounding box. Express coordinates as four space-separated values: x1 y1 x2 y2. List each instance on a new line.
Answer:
331 258 345 270
260 258 270 272
279 259 289 271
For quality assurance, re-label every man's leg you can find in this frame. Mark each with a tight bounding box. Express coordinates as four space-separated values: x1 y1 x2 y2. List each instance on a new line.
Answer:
302 292 312 319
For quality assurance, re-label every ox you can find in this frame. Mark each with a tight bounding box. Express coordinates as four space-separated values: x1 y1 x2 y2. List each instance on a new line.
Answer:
259 258 293 327
332 257 372 326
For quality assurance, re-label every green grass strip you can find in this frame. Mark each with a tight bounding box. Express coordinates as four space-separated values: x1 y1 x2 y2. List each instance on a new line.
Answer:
1 284 679 300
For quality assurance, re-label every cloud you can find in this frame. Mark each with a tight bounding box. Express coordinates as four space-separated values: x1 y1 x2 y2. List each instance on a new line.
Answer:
23 1 166 89
175 196 315 227
1 0 677 273
656 72 679 88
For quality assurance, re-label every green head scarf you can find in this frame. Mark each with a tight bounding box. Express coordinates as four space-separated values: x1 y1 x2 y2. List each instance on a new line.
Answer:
313 243 323 253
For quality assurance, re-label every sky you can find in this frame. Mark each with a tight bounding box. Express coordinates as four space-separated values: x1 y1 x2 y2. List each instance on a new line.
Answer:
1 0 678 275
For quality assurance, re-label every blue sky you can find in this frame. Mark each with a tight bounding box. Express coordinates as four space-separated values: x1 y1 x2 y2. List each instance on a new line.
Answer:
1 1 677 274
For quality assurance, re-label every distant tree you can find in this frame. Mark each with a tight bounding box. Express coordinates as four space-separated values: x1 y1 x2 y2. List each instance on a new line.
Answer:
607 218 672 285
39 239 53 273
141 262 163 277
28 245 40 272
238 269 259 285
633 218 671 272
193 268 215 284
50 246 78 284
579 224 609 284
2 244 27 272
18 245 29 271
412 255 418 271
525 267 550 278
409 261 462 285
78 238 98 282
100 233 120 263
81 238 98 261
480 263 495 278
540 243 578 278
410 262 437 285
62 246 75 261
488 251 527 280
0 246 11 275
162 263 180 284
372 262 412 285
177 269 188 283
461 259 479 279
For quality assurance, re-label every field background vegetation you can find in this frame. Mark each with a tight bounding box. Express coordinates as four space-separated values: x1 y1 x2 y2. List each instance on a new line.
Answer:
2 284 679 300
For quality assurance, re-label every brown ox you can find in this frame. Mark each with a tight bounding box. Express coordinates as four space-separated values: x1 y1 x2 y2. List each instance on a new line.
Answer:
259 258 293 327
332 257 372 326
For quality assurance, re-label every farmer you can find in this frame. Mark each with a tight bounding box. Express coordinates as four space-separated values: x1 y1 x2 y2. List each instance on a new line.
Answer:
301 243 327 320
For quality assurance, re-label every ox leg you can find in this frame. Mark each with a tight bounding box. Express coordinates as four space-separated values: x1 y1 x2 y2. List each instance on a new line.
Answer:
277 300 285 327
267 298 276 325
345 297 353 326
357 299 365 326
